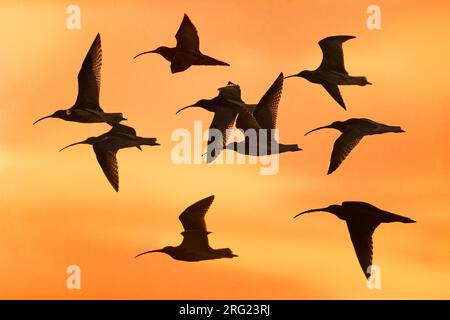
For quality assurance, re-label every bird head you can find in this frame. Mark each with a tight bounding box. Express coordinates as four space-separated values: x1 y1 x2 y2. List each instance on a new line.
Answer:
135 246 175 258
304 121 344 136
152 46 171 57
294 204 345 220
176 99 215 114
285 70 313 80
33 110 68 125
59 137 97 152
134 46 172 60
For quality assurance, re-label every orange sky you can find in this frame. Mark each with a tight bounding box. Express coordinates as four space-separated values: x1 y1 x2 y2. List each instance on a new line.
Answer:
0 0 450 299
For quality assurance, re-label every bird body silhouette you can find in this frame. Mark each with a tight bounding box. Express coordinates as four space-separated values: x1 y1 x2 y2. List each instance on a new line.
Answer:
177 82 255 163
134 14 229 73
34 34 126 125
295 201 415 279
59 123 159 191
285 35 371 110
227 73 301 155
136 195 238 261
305 118 404 174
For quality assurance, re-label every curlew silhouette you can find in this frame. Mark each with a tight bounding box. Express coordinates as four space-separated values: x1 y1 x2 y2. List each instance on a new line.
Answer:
294 201 415 279
34 34 126 125
59 123 159 192
285 35 371 110
227 73 302 155
177 82 258 163
134 14 230 73
305 118 404 174
136 195 238 261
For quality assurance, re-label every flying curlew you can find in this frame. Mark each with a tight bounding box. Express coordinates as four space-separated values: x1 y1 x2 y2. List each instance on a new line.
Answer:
59 123 159 191
136 195 238 261
285 35 371 110
305 118 404 174
134 14 230 73
295 201 415 279
34 34 126 125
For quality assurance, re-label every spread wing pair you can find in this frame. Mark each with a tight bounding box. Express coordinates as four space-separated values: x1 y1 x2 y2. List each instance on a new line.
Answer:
235 73 284 140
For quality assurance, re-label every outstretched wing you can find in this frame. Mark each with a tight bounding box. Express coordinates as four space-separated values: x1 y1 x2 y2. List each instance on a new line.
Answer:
253 73 284 130
75 33 103 110
346 220 379 279
93 143 119 192
206 108 239 163
321 82 346 110
179 195 215 232
175 14 200 52
318 35 355 74
235 107 261 132
328 129 364 174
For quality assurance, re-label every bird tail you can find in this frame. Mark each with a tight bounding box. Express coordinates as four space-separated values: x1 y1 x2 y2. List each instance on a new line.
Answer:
201 55 230 66
106 113 127 123
353 76 372 86
286 144 302 152
384 211 416 224
139 137 160 147
399 216 416 223
216 248 238 258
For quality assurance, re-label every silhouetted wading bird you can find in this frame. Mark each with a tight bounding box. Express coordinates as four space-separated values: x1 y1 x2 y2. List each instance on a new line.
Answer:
295 202 415 279
228 73 302 155
59 123 159 192
33 34 126 125
177 82 258 163
285 35 371 110
136 195 238 261
134 14 230 73
305 118 404 174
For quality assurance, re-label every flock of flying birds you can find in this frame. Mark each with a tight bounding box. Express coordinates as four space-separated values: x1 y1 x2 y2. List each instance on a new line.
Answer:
33 14 415 282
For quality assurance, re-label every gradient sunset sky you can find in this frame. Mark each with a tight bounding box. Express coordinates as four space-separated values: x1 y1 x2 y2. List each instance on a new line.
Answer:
0 0 449 299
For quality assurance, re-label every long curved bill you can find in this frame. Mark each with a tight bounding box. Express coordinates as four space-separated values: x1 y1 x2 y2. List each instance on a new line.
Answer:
33 115 53 125
135 249 163 258
304 125 332 136
175 104 196 115
133 50 156 59
284 74 297 79
59 141 86 152
294 208 327 218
